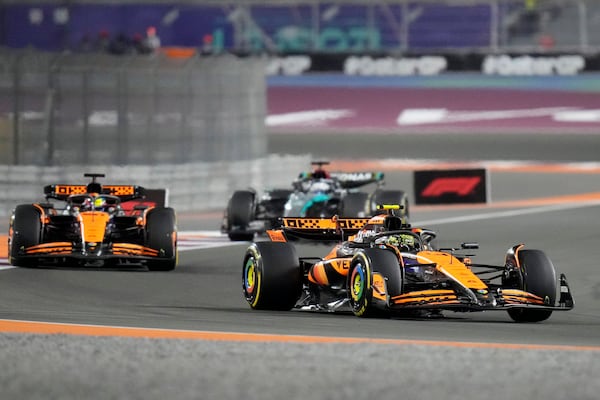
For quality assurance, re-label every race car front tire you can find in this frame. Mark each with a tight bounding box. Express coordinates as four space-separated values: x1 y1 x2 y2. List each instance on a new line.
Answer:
9 204 42 267
227 190 256 241
243 241 301 310
348 248 401 318
507 249 557 323
145 207 177 271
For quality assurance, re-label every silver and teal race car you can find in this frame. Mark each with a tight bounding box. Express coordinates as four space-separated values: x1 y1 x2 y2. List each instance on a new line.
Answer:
222 161 409 241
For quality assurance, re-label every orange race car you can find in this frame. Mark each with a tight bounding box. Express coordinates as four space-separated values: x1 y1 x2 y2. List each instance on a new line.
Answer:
8 173 177 271
242 205 574 322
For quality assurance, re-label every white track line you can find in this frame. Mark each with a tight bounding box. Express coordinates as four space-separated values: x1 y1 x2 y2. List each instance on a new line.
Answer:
414 200 600 226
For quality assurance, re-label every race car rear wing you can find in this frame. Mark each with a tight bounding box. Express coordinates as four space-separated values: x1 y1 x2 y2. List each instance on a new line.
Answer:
44 184 146 202
296 171 384 189
269 216 371 242
330 172 384 189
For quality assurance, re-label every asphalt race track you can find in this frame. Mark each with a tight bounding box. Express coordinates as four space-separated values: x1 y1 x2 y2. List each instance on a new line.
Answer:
1 132 600 400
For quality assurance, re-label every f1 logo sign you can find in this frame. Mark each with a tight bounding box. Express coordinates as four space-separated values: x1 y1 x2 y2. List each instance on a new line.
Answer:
414 169 488 205
421 177 482 197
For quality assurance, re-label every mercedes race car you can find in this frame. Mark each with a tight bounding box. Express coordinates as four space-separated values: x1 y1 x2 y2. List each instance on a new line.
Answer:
222 161 409 241
8 173 177 271
242 205 574 322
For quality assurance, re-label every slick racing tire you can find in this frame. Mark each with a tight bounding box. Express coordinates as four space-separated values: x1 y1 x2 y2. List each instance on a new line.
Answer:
9 204 42 267
243 241 301 310
507 249 557 323
348 248 402 318
371 189 409 219
145 207 177 271
341 192 369 217
227 190 256 241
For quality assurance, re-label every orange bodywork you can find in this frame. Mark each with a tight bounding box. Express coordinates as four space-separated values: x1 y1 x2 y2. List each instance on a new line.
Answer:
392 289 459 305
0 235 7 259
79 212 110 243
266 230 287 242
308 259 351 286
112 243 159 257
372 273 387 300
308 263 330 285
309 249 489 301
24 242 73 255
501 289 546 305
417 251 488 290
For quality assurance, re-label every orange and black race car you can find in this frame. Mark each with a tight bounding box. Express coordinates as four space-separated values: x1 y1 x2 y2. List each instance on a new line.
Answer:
242 205 574 322
8 173 177 271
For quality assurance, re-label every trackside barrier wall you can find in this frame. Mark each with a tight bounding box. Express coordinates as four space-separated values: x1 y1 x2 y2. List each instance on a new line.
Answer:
0 50 267 165
0 154 311 217
0 49 284 217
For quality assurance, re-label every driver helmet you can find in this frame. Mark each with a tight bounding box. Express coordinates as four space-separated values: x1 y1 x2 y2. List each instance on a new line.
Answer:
93 196 106 210
386 233 419 252
309 181 331 195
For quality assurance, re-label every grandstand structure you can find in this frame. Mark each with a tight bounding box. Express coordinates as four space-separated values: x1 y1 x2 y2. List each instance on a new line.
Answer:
0 0 598 53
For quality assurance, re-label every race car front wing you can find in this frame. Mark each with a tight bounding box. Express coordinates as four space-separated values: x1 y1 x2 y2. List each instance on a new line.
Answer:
15 242 168 266
385 274 574 312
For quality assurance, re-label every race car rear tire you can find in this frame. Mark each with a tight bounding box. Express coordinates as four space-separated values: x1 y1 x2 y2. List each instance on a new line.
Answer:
341 192 369 217
243 241 301 310
227 190 256 241
9 204 42 267
348 248 401 318
145 207 177 271
507 249 556 323
371 189 409 218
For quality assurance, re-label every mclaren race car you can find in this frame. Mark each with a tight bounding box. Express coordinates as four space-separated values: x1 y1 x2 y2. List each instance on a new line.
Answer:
8 173 177 271
242 205 574 322
222 161 409 241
